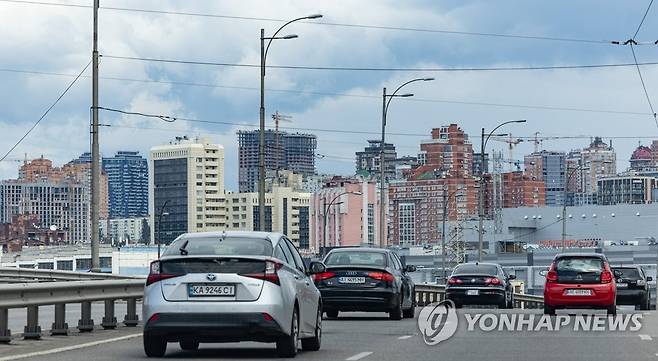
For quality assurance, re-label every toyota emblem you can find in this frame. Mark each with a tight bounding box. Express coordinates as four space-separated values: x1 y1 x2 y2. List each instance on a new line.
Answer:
206 273 216 281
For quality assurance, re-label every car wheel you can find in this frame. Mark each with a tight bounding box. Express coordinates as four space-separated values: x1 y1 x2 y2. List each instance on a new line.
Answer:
543 304 555 316
276 307 299 358
606 305 617 315
301 306 322 351
143 334 167 358
325 310 338 319
498 294 507 309
179 340 199 351
403 303 415 318
508 293 515 309
389 293 403 320
640 297 650 310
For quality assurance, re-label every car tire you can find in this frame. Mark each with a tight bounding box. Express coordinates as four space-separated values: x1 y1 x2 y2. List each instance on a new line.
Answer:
543 304 555 316
276 307 299 358
453 302 463 309
179 340 199 351
143 334 167 358
606 305 617 316
640 296 650 310
498 294 507 309
301 306 322 351
403 303 415 319
325 310 338 319
508 293 515 309
389 295 403 320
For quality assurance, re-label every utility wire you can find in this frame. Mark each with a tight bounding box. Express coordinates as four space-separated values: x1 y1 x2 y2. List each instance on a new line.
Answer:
1 67 652 116
627 0 658 128
101 54 658 72
0 0 628 45
0 60 91 162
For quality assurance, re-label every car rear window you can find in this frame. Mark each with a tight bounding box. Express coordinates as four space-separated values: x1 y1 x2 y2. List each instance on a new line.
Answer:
162 237 273 257
453 264 498 275
612 268 640 279
324 252 387 267
556 257 603 273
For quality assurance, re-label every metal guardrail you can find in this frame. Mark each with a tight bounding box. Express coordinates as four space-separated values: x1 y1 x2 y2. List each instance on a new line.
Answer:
0 267 143 282
0 279 144 343
414 284 544 309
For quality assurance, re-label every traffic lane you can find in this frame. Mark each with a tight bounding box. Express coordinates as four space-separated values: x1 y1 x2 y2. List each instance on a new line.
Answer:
6 312 418 361
7 302 143 335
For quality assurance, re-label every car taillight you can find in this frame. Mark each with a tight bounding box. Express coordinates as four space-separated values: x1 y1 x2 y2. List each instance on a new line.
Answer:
313 272 336 282
485 277 502 285
546 270 558 283
448 277 463 285
600 270 613 283
242 260 282 285
145 261 181 286
368 272 395 283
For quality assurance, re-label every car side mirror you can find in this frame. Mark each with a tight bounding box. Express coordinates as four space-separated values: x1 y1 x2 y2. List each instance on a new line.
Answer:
308 261 326 274
539 270 548 277
647 276 653 282
613 270 622 277
508 274 516 280
404 265 416 273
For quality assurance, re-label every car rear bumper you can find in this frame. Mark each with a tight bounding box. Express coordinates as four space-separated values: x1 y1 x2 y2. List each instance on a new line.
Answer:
616 289 648 304
143 312 286 343
544 283 615 308
446 287 505 305
319 288 398 311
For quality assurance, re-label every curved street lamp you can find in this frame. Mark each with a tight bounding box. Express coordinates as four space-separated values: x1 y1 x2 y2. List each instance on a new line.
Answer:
258 14 323 232
157 199 170 259
322 191 362 255
478 120 527 261
380 77 434 248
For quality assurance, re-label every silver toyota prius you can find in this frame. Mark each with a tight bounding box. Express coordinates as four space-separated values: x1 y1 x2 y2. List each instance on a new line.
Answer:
142 231 325 358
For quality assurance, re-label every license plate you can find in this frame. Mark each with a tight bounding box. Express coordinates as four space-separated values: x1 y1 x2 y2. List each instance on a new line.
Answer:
616 282 627 288
466 290 479 296
188 284 235 297
339 277 366 284
565 289 592 296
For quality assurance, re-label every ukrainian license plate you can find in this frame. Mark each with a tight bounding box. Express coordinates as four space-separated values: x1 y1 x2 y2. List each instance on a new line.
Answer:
616 282 627 288
565 289 592 296
466 289 479 296
188 284 235 297
339 277 366 284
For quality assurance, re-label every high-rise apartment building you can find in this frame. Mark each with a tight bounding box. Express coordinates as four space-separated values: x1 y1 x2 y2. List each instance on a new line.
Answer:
580 137 616 193
524 150 566 206
150 137 226 245
103 151 148 219
355 140 397 180
412 124 474 179
472 152 490 176
224 187 311 249
238 130 317 192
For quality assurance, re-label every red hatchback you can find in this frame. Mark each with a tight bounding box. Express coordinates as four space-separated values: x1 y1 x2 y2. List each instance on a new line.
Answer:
543 253 617 315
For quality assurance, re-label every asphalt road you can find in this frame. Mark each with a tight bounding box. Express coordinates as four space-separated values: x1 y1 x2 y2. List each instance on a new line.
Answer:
1 308 657 361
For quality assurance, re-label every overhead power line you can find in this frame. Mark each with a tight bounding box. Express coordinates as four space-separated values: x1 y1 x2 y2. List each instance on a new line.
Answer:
1 66 652 116
0 0 632 45
0 60 91 162
101 54 658 72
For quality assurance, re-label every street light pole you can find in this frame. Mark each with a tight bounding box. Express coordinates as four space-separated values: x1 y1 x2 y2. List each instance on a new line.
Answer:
157 200 169 259
322 191 361 255
478 120 527 262
380 77 434 249
258 14 322 232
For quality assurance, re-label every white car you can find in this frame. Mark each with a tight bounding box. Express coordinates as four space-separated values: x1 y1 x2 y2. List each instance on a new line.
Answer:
143 231 325 358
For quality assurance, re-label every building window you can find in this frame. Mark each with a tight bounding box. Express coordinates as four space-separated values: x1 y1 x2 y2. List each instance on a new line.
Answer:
398 203 416 245
367 204 375 244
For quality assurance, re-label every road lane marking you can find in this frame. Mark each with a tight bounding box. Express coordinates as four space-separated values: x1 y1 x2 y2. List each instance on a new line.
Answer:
0 333 142 361
639 334 653 341
398 335 413 340
346 351 373 361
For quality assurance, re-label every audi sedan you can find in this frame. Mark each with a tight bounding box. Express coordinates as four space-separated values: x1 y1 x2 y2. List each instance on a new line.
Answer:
315 248 416 320
143 231 325 358
445 262 515 308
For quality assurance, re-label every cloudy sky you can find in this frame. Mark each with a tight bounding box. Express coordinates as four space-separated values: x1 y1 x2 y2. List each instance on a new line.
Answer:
2 0 658 190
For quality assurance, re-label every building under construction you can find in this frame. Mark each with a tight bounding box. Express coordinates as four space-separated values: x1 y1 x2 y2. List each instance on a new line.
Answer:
238 129 317 192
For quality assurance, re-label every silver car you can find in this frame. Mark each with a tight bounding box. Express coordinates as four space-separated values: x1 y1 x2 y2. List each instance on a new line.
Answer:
143 231 325 358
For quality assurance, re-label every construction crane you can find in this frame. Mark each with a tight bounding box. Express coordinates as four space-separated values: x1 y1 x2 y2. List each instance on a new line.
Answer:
490 135 523 171
533 132 542 153
271 111 292 174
